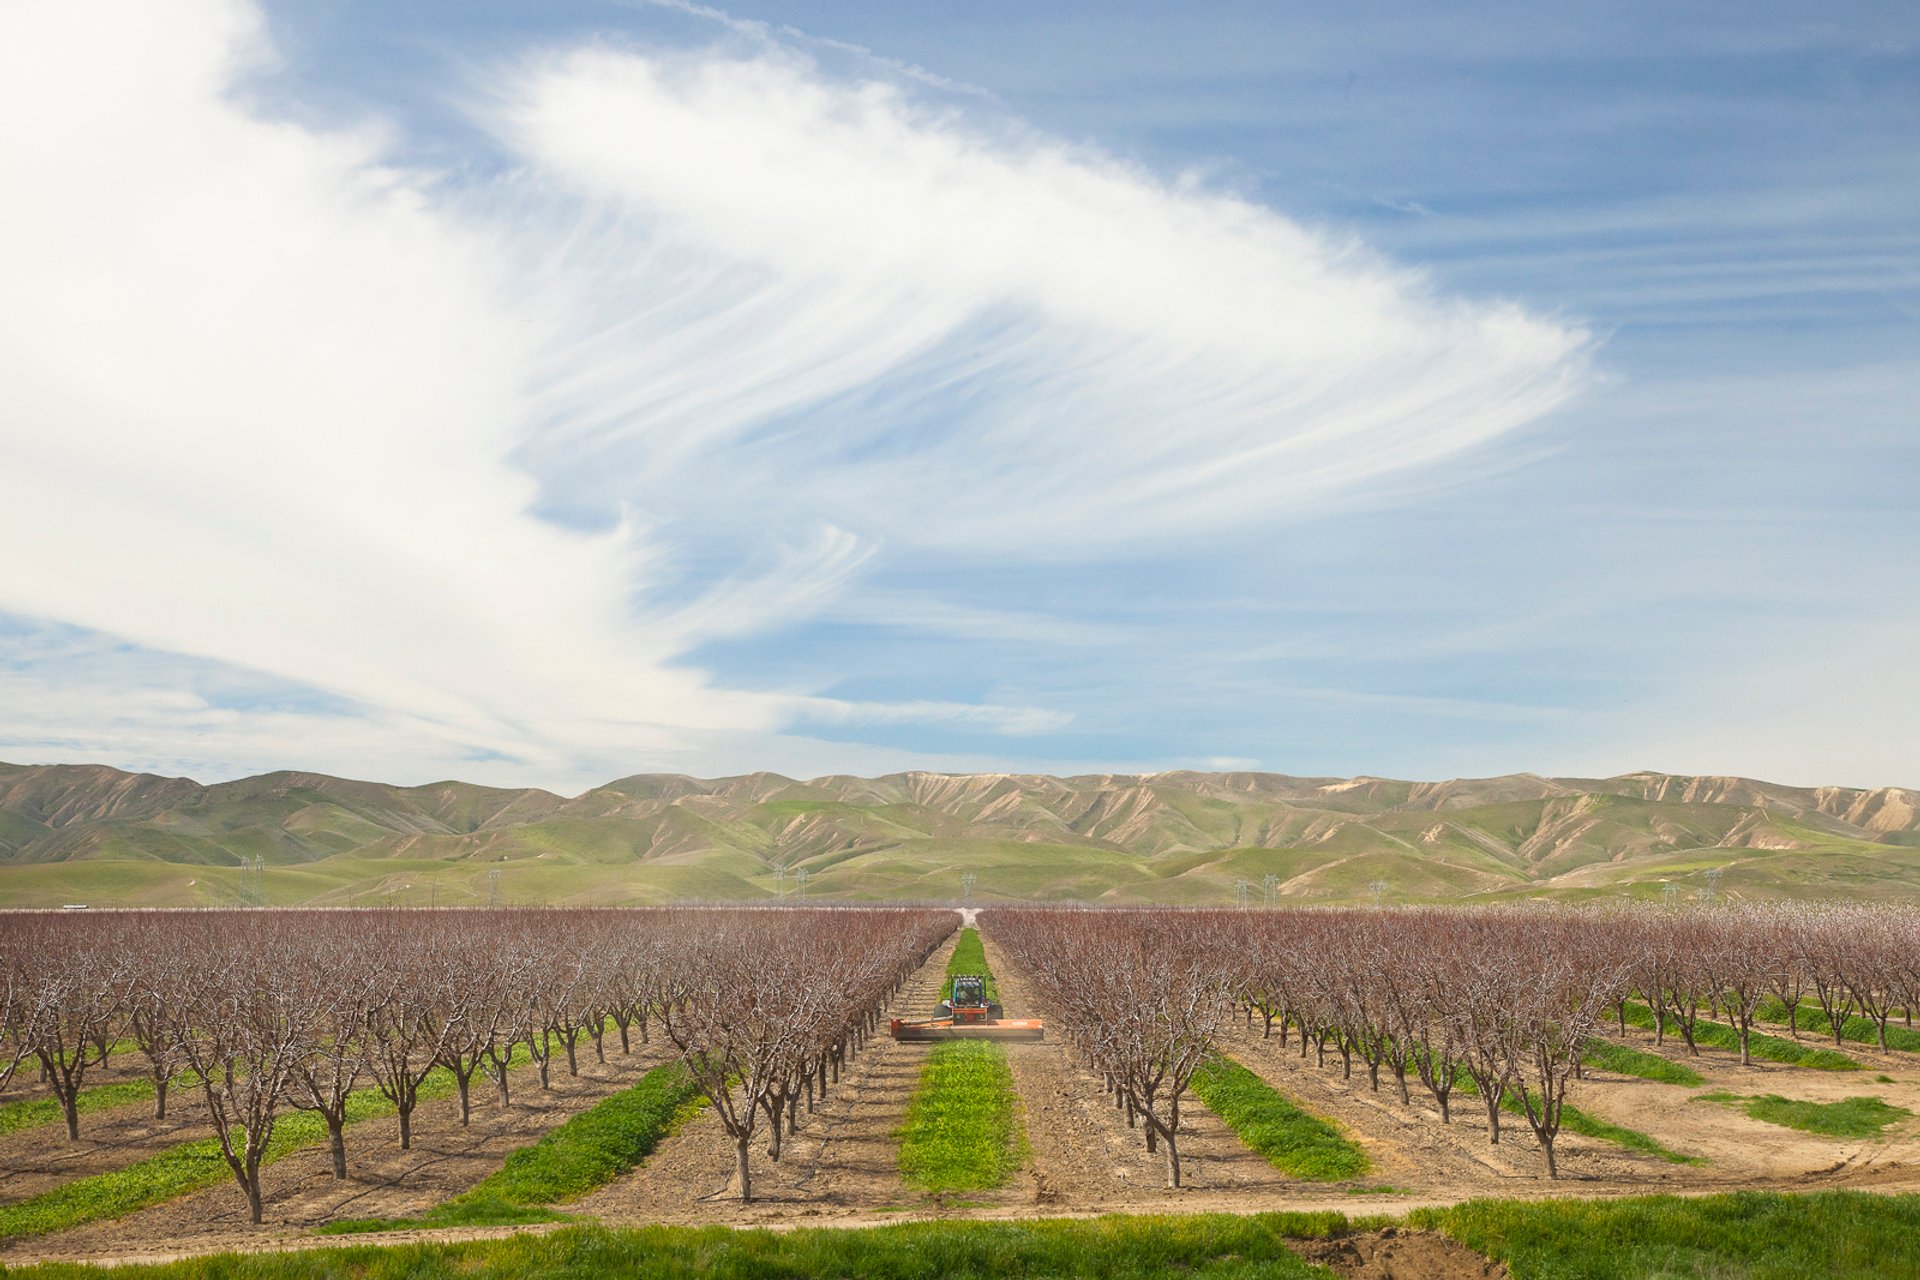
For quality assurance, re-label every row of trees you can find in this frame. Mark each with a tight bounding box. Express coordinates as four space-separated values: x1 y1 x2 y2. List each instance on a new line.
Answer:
0 907 951 1219
986 909 1240 1187
984 902 1919 1181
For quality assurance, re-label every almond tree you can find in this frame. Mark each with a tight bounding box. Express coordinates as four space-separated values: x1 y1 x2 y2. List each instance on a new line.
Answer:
1496 919 1624 1179
17 926 130 1141
287 938 375 1179
362 924 452 1150
176 939 322 1222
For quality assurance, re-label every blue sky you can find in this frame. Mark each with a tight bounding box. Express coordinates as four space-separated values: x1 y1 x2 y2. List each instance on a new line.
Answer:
1 0 1915 792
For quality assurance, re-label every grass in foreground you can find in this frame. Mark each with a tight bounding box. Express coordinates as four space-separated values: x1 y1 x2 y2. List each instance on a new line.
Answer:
897 1039 1025 1194
1189 1056 1368 1181
1620 1001 1860 1071
1695 1091 1912 1139
1 1213 1366 1279
1418 1189 1920 1280
1582 1039 1704 1086
942 927 998 1004
2 1194 1916 1279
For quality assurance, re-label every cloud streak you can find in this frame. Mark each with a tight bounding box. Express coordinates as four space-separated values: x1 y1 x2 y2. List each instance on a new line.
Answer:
0 0 1587 785
503 44 1590 550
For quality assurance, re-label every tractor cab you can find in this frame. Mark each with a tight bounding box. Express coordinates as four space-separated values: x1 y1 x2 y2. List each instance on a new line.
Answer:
938 974 1003 1024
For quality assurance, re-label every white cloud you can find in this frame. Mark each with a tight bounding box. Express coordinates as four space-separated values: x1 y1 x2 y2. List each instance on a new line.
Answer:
0 0 1586 784
502 45 1589 551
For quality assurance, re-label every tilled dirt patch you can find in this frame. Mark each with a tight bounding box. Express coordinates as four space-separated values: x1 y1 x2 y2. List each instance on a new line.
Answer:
1291 1227 1509 1280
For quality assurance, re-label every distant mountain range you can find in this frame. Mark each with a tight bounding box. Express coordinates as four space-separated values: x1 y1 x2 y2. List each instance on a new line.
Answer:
1 761 1916 908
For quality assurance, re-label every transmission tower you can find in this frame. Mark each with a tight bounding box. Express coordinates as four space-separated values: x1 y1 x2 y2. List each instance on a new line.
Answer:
1703 867 1724 901
250 854 265 906
1261 873 1279 908
1369 879 1388 905
774 867 786 899
794 867 810 896
1233 878 1251 909
960 872 977 902
487 868 501 908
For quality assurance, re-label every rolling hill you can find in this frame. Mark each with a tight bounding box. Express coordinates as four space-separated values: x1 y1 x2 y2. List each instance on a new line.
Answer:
0 760 1916 908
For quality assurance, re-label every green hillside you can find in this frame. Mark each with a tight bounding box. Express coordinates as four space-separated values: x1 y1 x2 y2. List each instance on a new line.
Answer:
0 763 1916 907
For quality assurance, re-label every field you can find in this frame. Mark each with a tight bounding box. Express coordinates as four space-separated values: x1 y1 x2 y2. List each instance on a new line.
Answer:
0 904 1918 1279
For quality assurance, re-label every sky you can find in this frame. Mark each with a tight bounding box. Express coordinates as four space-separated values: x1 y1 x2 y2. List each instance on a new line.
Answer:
1 0 1915 794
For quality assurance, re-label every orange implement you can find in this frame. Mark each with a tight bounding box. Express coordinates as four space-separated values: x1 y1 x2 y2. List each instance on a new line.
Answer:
890 1016 1045 1042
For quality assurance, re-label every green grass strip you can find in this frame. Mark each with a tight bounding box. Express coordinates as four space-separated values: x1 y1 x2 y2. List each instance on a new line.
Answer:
0 1213 1373 1279
942 927 998 1004
323 1059 705 1233
1696 1091 1913 1139
1619 1001 1860 1071
0 1081 157 1135
1415 1189 1920 1280
1756 998 1920 1053
1190 1055 1368 1181
897 1039 1025 1193
1456 1077 1704 1165
1581 1038 1703 1086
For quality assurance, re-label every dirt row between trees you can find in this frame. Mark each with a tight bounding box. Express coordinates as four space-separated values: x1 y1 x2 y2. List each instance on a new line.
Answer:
1218 1004 1920 1199
2 1039 672 1264
571 930 967 1224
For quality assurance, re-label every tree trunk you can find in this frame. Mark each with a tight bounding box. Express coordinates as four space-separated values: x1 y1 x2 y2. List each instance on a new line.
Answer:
329 1119 348 1179
154 1075 169 1121
735 1134 754 1203
61 1094 79 1142
398 1103 413 1150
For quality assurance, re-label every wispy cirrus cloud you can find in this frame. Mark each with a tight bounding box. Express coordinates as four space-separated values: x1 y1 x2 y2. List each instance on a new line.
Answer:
0 0 1586 789
502 44 1589 551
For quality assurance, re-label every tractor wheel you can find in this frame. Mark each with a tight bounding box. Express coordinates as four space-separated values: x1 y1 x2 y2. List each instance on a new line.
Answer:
987 1002 1004 1020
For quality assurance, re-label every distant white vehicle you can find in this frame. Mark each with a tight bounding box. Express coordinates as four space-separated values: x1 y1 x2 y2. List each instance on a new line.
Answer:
61 903 89 910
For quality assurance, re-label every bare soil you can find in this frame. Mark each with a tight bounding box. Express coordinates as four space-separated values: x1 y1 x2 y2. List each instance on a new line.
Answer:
1292 1227 1511 1280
